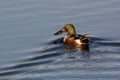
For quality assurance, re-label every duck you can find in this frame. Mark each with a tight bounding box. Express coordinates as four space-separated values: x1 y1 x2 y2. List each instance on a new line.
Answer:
54 23 89 51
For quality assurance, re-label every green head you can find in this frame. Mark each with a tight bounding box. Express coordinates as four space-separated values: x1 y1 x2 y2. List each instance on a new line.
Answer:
54 24 76 36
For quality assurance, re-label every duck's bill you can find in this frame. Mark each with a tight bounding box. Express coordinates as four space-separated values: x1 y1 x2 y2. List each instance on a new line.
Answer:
54 30 63 35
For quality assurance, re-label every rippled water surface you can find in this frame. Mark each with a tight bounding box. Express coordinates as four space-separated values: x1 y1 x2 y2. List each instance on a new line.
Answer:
0 0 120 80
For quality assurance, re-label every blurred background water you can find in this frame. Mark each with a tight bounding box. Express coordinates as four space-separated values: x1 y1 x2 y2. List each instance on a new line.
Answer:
0 0 120 80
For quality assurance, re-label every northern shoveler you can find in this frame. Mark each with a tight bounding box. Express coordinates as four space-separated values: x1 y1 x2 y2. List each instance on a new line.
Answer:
54 23 89 51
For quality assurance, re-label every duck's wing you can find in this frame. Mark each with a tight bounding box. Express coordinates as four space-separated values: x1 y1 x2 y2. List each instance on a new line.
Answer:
75 34 88 38
71 34 90 40
75 34 89 43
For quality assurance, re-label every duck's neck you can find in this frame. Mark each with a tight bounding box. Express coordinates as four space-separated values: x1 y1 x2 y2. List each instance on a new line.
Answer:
67 27 76 36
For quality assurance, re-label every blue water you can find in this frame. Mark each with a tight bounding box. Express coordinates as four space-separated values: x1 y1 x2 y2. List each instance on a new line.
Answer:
0 0 120 80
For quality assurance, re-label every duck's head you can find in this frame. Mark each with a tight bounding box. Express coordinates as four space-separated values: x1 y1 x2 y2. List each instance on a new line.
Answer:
54 24 76 36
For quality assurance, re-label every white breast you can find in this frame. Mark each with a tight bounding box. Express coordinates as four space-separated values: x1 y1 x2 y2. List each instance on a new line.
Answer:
63 36 67 42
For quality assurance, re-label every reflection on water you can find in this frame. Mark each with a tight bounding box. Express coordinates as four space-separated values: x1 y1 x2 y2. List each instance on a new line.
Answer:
0 0 120 80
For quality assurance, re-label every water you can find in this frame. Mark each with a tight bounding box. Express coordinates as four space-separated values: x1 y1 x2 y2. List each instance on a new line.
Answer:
0 0 120 80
